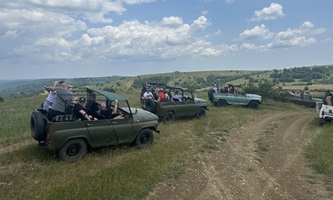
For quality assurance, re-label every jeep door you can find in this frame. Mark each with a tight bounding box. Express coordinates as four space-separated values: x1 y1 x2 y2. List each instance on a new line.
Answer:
183 92 198 115
110 117 133 143
167 100 188 117
235 93 251 105
84 119 118 147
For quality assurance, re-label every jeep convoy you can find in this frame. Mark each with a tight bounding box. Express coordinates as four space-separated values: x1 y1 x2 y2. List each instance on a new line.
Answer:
31 83 327 162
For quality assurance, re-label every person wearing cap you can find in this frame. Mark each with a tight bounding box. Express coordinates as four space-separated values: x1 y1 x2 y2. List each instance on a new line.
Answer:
73 97 94 121
46 81 74 121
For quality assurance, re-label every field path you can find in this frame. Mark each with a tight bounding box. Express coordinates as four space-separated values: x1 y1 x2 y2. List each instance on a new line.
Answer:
146 110 331 200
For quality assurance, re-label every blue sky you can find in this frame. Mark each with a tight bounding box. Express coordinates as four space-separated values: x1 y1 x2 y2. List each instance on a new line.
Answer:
0 0 332 79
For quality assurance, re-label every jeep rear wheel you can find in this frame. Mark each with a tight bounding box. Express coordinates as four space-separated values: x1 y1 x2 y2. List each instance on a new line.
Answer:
30 111 46 141
195 107 206 119
135 129 154 148
58 139 87 162
216 99 227 107
163 111 175 123
248 101 259 109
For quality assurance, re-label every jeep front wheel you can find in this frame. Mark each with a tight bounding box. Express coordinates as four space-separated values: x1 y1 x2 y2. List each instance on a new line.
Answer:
58 139 87 162
135 129 154 148
216 99 227 107
163 111 175 123
195 107 206 119
248 101 259 109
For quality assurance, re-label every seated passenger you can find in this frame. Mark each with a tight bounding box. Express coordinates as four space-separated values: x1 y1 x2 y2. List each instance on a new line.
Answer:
74 97 96 121
110 99 124 119
99 101 110 119
85 93 99 118
143 88 155 100
325 92 333 106
158 89 167 102
164 89 170 101
173 90 182 101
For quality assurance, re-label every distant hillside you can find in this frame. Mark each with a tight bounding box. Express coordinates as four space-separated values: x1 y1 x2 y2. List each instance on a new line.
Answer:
0 76 124 99
1 64 333 100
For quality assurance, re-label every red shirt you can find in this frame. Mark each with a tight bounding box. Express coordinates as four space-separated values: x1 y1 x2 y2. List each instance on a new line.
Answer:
159 93 166 100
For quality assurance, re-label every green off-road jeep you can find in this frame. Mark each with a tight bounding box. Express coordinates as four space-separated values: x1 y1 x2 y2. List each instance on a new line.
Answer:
141 85 208 123
208 84 262 109
30 88 160 162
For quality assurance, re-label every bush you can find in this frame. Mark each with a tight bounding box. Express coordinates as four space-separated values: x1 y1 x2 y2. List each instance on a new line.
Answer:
244 80 282 100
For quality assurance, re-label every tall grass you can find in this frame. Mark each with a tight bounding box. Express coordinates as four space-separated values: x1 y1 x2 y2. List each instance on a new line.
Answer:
306 123 333 191
0 95 45 144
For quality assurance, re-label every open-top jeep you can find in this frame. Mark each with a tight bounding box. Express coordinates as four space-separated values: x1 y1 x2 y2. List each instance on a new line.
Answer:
141 84 208 123
30 88 160 162
208 84 262 109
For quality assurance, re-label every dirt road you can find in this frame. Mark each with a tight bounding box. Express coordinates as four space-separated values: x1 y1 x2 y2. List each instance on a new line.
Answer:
146 111 331 200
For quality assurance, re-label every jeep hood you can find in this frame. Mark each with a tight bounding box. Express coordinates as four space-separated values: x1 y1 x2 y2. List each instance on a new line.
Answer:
194 98 207 103
246 94 262 99
124 108 159 122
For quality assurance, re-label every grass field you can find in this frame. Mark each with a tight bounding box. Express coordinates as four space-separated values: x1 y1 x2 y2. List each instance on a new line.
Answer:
0 89 332 199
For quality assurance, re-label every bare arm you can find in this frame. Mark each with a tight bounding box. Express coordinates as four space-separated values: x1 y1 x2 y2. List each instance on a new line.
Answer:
79 109 91 121
112 99 118 114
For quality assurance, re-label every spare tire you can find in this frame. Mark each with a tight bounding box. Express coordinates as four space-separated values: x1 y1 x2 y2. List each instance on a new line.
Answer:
30 111 46 141
143 99 156 113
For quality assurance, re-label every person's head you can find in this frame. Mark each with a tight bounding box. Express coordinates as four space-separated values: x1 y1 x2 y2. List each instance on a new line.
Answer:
159 89 164 93
78 97 86 105
59 81 69 89
100 101 107 110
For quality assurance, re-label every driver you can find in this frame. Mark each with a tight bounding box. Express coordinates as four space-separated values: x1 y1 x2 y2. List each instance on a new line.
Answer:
110 99 124 119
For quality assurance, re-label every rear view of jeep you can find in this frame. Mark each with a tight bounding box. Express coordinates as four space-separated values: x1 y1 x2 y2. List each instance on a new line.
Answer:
31 88 160 162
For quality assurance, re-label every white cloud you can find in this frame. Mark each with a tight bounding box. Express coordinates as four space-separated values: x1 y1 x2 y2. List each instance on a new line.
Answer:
1 13 226 65
250 3 285 21
267 21 324 49
238 21 325 51
239 24 273 40
190 16 211 32
0 0 156 23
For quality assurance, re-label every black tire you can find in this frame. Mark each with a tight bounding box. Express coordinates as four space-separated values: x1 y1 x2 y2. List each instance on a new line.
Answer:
319 118 326 126
135 129 154 148
248 101 259 109
216 99 227 107
195 107 206 119
143 99 156 113
208 90 214 101
163 111 175 123
58 139 87 162
30 111 46 141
